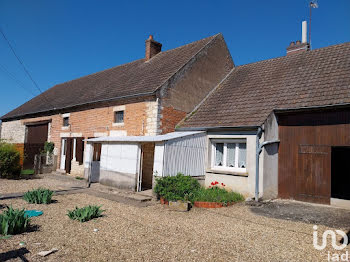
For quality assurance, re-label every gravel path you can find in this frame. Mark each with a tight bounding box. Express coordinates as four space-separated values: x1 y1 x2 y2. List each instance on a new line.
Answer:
1 193 349 261
0 174 86 196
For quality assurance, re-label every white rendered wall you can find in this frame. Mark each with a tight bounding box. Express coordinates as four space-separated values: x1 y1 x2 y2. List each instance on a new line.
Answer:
100 143 139 174
153 143 165 176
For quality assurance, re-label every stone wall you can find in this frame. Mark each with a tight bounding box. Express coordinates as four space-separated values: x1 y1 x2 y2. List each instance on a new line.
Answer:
0 120 26 143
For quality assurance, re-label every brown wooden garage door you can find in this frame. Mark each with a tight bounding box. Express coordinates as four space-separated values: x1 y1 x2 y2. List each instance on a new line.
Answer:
24 122 49 169
278 109 350 204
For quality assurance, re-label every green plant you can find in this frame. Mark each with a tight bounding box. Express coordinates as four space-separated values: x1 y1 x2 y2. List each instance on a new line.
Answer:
0 141 21 178
21 169 35 175
154 173 200 202
23 188 54 204
0 206 30 235
67 205 104 222
75 177 84 180
193 186 244 206
43 142 55 154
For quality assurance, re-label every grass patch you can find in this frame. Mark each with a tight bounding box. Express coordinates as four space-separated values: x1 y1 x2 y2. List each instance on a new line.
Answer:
23 188 54 204
75 177 84 180
67 205 104 222
193 186 244 205
0 206 30 235
21 169 35 175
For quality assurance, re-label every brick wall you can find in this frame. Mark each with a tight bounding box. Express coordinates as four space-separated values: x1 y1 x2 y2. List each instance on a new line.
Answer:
160 106 187 134
3 98 158 172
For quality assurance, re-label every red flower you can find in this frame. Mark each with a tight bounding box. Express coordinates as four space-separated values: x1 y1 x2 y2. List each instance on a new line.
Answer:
215 181 219 185
221 183 225 186
211 182 215 186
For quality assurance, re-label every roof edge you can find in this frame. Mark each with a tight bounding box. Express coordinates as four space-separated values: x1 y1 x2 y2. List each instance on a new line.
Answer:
1 91 156 121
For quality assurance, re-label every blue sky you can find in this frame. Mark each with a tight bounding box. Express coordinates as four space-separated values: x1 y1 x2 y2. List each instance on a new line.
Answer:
0 0 349 117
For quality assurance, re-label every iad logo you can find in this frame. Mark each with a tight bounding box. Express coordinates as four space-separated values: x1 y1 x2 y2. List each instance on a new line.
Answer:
313 225 348 251
313 225 349 261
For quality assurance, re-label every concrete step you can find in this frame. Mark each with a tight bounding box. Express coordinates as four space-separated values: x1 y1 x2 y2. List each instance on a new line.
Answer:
89 183 152 203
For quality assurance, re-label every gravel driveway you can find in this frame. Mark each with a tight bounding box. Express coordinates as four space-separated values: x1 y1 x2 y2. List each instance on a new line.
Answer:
1 192 349 261
1 176 349 261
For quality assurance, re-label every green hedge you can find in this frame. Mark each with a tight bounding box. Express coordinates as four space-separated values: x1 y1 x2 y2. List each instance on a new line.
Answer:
154 173 200 202
0 141 21 178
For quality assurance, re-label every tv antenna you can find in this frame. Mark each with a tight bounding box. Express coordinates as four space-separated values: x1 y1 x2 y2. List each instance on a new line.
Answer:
309 0 319 49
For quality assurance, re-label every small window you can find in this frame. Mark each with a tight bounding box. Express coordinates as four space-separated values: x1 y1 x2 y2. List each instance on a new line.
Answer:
211 139 247 171
114 111 124 123
63 117 69 127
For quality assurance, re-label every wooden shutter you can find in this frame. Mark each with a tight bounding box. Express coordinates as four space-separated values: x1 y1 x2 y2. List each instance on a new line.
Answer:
75 138 84 165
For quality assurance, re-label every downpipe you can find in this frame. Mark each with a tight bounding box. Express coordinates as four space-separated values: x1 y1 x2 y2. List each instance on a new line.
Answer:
255 127 280 202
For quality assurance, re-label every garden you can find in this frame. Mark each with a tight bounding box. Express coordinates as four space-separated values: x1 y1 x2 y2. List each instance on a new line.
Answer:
154 173 245 209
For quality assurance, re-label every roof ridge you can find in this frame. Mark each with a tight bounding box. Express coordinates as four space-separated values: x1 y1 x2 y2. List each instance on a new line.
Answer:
235 41 350 69
49 34 221 89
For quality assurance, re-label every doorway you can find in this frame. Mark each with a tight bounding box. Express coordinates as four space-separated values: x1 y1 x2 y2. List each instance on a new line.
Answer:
331 147 350 200
139 143 155 191
24 122 48 169
60 138 73 173
90 143 101 183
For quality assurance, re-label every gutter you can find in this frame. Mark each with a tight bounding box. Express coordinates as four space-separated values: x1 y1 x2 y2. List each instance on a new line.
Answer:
176 125 260 132
255 127 280 202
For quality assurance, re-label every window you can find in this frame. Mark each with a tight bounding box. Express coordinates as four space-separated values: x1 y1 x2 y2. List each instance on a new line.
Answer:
211 139 247 171
63 117 69 127
114 111 124 123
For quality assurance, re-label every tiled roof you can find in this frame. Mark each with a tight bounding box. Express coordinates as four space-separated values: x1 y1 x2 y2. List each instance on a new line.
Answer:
1 34 219 120
181 42 350 128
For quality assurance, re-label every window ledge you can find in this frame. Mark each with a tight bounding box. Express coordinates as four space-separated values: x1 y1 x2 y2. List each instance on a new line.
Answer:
112 122 124 127
206 168 248 177
61 126 69 130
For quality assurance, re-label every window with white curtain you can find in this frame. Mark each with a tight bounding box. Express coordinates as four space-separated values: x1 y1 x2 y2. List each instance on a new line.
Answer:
211 139 247 171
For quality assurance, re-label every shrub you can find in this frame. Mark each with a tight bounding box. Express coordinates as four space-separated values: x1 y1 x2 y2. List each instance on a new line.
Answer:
67 205 104 222
154 173 200 202
0 206 30 235
43 142 54 154
193 186 244 205
0 141 21 178
23 188 54 204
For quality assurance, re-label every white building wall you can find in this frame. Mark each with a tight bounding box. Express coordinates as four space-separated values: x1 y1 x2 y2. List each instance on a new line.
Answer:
153 142 165 177
0 120 26 143
163 133 207 177
205 131 263 198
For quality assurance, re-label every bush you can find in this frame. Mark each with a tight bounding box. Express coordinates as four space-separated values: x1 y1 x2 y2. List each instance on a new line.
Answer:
0 141 21 178
0 206 30 235
43 142 54 154
23 188 54 204
67 205 104 222
154 173 200 202
193 186 244 205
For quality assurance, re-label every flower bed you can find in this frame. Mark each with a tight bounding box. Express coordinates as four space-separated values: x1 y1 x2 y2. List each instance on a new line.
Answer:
193 182 244 208
194 201 236 208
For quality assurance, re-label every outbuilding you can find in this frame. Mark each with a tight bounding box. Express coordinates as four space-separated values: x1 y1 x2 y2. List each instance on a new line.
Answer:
84 132 206 191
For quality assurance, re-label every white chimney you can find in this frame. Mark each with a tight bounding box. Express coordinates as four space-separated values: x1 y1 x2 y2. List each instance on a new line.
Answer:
302 21 307 43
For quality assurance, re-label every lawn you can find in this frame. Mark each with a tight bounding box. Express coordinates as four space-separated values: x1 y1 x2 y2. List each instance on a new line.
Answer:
1 192 347 261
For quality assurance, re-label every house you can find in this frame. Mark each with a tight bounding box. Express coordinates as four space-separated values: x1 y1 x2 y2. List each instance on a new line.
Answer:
178 36 350 207
0 33 234 178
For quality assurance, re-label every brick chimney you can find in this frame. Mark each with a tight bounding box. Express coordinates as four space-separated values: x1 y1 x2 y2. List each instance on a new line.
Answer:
286 21 310 55
286 40 310 56
145 35 162 61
